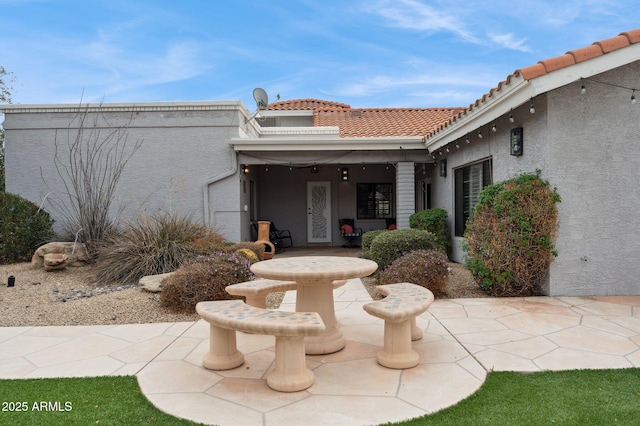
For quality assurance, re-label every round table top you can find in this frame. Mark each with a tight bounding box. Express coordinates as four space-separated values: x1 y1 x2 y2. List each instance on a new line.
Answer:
250 256 378 282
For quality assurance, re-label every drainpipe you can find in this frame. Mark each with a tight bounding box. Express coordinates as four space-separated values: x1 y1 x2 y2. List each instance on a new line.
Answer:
202 148 238 228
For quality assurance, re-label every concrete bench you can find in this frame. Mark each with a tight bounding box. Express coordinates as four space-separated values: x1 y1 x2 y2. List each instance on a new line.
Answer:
363 283 434 369
226 278 348 308
196 300 325 392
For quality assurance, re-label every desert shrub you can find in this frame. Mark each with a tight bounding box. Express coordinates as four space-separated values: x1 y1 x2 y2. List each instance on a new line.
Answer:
235 248 259 264
94 212 227 284
226 241 266 260
464 170 561 296
379 249 450 297
368 228 437 270
361 229 388 258
0 192 55 263
409 208 450 254
160 252 252 311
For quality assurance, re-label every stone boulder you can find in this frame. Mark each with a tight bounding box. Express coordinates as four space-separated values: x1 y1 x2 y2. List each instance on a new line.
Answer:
43 253 68 271
139 272 174 293
32 242 90 268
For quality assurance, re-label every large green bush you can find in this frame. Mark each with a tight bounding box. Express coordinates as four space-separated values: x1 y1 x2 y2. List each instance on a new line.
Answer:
160 252 252 312
379 249 450 297
361 229 388 258
464 170 561 296
0 192 55 263
94 212 227 284
409 208 450 254
367 228 437 270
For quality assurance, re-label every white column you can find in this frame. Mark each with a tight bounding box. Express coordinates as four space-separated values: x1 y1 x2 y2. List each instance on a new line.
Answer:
396 162 415 229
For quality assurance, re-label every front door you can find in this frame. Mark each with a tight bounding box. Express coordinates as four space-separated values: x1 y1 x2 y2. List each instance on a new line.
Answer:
307 181 331 243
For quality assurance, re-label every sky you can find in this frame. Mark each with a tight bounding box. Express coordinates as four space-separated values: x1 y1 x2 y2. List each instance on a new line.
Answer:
1 0 638 111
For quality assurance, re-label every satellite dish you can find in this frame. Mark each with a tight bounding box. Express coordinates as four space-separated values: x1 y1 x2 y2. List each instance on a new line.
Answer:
253 88 268 110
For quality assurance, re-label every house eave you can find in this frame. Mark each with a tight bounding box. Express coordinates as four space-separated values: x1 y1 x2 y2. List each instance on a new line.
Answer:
231 136 426 152
425 43 640 152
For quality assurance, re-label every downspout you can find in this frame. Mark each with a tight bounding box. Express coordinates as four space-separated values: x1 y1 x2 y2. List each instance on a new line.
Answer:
202 148 238 228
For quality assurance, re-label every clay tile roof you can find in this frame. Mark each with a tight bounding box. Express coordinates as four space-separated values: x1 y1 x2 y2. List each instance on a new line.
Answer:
267 98 351 110
313 107 465 138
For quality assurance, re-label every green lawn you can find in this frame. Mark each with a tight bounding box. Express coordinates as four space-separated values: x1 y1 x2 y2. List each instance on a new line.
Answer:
1 369 639 425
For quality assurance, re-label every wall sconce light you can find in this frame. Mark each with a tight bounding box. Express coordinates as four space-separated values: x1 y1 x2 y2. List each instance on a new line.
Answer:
510 127 523 156
439 159 447 177
311 165 318 173
341 167 349 181
241 164 250 174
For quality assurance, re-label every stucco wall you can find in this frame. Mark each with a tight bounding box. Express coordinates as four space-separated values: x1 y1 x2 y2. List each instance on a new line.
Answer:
545 62 640 296
3 103 245 242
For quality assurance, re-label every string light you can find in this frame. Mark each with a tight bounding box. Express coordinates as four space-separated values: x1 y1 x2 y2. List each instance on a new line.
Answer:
491 123 497 132
579 76 637 105
478 130 483 139
455 142 460 149
529 98 536 114
446 146 450 153
509 110 514 123
466 135 470 144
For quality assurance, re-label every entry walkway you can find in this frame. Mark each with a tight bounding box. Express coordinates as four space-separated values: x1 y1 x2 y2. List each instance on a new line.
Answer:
1 260 639 424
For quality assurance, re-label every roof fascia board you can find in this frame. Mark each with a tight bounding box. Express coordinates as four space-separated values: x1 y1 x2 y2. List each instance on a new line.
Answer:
425 78 532 151
0 101 245 114
231 136 425 152
260 110 314 117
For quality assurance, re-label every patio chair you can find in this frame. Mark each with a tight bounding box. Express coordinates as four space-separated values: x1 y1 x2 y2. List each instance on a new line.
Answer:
339 218 363 248
269 222 292 250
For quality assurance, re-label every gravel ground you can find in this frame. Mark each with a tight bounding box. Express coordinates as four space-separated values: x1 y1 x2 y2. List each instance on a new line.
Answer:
0 261 483 327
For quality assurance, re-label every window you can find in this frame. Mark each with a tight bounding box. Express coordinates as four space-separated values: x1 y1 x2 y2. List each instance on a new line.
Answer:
357 183 393 219
454 159 492 236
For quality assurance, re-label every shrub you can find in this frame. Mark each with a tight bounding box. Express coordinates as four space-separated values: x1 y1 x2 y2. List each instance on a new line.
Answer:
93 212 227 284
361 229 388 258
464 170 561 296
367 228 437 270
160 252 252 312
235 248 259 264
0 192 55 263
379 249 450 297
409 208 450 254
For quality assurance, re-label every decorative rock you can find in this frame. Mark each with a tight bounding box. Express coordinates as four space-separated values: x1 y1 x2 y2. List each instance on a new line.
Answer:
139 272 174 293
32 242 90 268
43 253 68 271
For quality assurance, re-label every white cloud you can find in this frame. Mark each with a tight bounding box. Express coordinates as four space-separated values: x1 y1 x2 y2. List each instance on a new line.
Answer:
368 0 481 43
489 33 531 52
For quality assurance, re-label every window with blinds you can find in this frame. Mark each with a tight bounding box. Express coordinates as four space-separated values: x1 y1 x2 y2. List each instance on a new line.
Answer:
454 159 492 236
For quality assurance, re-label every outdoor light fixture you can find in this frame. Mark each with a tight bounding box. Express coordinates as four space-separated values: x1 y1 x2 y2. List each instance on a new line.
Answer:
466 135 470 144
341 167 349 181
241 164 250 174
509 111 515 123
632 90 637 104
529 99 536 114
491 123 497 132
478 130 483 139
311 165 318 173
510 127 523 156
439 159 447 177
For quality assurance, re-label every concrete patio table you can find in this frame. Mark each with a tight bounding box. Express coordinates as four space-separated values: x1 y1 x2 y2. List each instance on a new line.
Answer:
250 256 378 354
